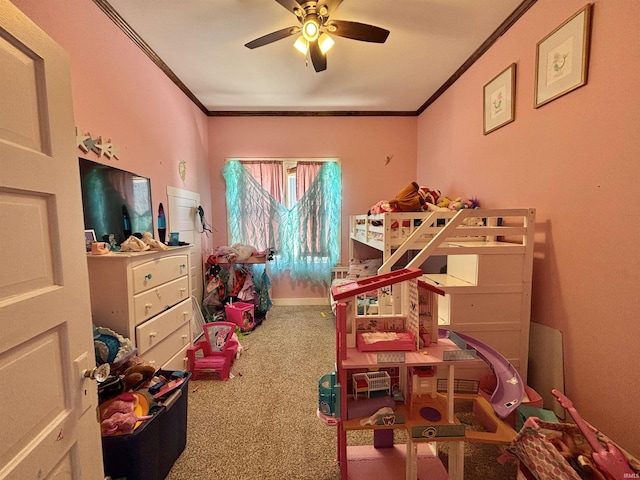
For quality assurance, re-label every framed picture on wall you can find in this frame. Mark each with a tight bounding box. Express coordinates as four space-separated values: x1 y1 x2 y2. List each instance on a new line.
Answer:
483 63 516 135
84 229 96 252
534 4 593 108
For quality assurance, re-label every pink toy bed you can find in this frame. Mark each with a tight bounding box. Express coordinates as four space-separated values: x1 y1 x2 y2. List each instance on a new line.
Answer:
356 331 416 352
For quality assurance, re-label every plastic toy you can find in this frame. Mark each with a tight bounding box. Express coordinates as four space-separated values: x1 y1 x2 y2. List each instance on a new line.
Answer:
553 389 634 480
440 329 523 419
328 267 524 480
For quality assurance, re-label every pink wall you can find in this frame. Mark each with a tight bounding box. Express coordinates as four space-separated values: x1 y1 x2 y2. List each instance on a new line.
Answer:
207 116 417 299
12 0 213 252
12 0 639 456
417 0 640 455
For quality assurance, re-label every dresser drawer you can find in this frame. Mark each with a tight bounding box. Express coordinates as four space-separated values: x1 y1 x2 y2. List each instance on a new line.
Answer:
132 254 189 294
136 298 192 355
133 276 189 324
140 323 191 368
162 343 190 371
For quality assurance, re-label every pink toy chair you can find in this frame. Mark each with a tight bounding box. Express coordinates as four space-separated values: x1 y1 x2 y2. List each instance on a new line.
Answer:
187 322 238 380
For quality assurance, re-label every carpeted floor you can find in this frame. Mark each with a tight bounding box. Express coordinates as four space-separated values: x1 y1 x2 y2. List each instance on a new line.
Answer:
166 305 517 480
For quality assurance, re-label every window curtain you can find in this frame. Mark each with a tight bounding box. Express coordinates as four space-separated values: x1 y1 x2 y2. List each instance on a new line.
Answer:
223 160 341 285
242 161 284 204
295 162 320 202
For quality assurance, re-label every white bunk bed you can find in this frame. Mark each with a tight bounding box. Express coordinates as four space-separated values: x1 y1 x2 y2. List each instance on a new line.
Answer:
349 208 536 381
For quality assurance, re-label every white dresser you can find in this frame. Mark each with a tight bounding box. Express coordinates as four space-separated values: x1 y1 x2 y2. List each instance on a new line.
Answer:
87 246 192 370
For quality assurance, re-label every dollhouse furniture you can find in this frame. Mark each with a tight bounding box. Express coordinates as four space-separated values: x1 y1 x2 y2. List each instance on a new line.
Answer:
87 247 192 370
330 267 519 480
352 371 391 400
349 207 535 381
186 322 238 380
411 367 437 399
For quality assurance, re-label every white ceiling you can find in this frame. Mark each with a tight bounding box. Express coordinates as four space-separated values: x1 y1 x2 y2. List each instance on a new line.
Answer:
103 0 531 114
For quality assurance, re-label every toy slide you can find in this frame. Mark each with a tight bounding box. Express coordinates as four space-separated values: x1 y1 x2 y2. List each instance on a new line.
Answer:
440 329 524 419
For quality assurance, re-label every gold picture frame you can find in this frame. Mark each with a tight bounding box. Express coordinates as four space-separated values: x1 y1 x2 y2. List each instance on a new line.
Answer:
534 4 593 108
483 63 516 135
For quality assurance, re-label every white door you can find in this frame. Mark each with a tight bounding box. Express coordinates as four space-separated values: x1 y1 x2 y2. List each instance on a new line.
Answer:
167 186 203 303
0 2 104 479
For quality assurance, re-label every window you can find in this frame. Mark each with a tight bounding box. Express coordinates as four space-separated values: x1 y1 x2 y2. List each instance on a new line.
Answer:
223 159 341 285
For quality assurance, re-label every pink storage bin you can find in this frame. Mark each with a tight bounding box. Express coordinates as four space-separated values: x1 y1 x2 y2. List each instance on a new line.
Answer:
225 302 255 332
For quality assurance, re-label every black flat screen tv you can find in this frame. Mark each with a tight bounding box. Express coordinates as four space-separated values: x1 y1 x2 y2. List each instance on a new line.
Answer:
79 158 153 244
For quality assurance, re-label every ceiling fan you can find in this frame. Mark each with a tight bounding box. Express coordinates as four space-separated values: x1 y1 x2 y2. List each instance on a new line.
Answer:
244 0 390 73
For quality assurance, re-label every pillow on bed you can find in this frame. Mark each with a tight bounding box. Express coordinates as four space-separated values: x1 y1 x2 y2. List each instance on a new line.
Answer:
346 258 383 281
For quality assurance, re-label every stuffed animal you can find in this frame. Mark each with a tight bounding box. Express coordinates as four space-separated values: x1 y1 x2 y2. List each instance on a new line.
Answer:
122 364 157 391
142 231 168 251
418 187 441 206
100 393 152 436
464 197 481 209
437 196 451 208
368 182 424 215
368 199 397 215
448 197 464 210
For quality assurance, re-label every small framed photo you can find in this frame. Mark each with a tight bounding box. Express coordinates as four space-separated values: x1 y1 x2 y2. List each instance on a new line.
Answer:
84 229 96 252
483 63 516 135
534 4 593 108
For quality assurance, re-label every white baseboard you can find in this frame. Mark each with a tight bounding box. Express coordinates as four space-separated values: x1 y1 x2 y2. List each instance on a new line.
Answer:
272 297 330 306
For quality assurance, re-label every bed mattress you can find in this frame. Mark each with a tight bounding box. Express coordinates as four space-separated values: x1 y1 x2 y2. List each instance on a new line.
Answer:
356 331 416 352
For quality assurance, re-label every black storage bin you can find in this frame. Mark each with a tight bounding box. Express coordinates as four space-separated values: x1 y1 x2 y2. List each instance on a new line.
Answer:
101 371 191 480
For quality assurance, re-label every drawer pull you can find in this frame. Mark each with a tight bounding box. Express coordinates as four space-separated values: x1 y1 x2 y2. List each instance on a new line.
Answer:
145 273 153 281
180 264 186 269
145 303 153 310
180 287 187 294
149 331 158 337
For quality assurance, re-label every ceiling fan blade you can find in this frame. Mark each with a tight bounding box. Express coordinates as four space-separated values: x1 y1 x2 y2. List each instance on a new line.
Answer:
309 40 327 72
320 0 343 17
245 26 300 49
326 20 390 43
275 0 303 16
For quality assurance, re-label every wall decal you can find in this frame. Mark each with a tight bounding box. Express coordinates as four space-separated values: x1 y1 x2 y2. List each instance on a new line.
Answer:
76 127 119 159
179 159 187 182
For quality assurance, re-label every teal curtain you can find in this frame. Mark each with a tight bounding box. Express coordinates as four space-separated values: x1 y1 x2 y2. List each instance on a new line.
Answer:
223 160 341 285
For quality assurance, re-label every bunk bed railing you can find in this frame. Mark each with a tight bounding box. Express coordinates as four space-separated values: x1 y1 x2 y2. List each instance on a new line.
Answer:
379 208 534 274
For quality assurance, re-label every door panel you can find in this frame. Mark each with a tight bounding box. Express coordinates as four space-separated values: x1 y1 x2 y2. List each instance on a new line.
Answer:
0 32 49 153
167 186 203 305
0 2 104 479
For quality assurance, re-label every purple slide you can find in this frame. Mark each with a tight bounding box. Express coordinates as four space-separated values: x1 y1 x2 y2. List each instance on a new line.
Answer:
441 329 524 419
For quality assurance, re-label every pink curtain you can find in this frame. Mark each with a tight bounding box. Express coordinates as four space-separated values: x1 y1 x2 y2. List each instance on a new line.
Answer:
242 161 284 204
296 162 321 201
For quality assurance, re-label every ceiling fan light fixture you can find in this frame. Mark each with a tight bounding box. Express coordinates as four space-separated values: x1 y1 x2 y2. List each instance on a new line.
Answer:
302 17 320 42
318 33 334 54
293 36 308 55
